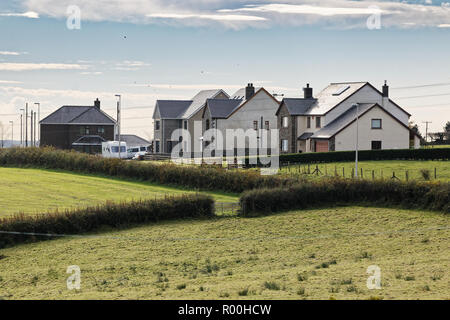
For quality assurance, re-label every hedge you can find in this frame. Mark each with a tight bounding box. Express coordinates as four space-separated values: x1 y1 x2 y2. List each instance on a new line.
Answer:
0 194 214 248
240 178 450 216
244 148 450 166
0 147 297 193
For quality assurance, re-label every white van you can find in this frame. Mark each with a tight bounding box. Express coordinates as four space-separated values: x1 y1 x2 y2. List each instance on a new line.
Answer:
102 141 128 159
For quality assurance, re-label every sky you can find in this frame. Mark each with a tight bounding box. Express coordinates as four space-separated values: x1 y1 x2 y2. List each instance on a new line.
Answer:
0 0 450 142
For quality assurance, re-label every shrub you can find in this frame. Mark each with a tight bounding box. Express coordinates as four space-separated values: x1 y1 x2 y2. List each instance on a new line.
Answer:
240 178 450 216
420 169 431 180
0 194 214 248
0 147 297 193
263 281 280 291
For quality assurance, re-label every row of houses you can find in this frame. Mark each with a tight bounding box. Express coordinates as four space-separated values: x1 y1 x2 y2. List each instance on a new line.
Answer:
153 81 420 156
39 81 420 156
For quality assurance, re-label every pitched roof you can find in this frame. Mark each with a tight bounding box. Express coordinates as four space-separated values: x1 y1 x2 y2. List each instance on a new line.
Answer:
155 100 192 119
40 106 116 125
181 89 228 119
206 99 244 119
230 87 262 100
115 134 150 146
304 82 368 115
280 98 317 116
72 135 106 146
298 132 314 140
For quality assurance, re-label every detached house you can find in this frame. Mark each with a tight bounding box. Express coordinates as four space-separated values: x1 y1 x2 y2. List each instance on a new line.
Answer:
40 99 116 154
202 83 280 155
153 89 228 156
276 81 420 153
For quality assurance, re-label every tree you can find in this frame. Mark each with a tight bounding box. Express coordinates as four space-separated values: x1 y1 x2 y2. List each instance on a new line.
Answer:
409 121 423 139
0 121 4 148
445 121 450 141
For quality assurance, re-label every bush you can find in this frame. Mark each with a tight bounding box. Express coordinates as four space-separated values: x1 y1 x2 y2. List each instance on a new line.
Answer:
245 148 450 166
240 178 450 216
0 194 214 248
0 147 297 193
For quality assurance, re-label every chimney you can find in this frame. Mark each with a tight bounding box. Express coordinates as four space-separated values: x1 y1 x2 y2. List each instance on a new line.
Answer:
303 83 313 99
245 83 255 100
94 98 101 109
382 80 389 98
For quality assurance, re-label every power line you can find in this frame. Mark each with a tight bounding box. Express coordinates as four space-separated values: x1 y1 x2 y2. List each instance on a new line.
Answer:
396 93 450 99
391 82 450 90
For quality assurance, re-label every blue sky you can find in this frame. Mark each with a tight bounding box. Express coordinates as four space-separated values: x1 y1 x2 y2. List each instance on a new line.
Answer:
1 0 450 140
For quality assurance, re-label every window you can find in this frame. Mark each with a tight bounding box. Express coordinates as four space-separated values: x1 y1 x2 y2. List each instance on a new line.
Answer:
184 120 188 130
332 85 350 96
265 121 270 130
371 141 382 150
155 140 160 153
206 119 210 130
85 126 90 135
112 146 126 153
140 147 146 152
282 117 289 128
281 139 289 152
97 127 105 134
371 119 382 129
307 117 311 129
155 121 160 131
316 117 321 128
253 120 258 130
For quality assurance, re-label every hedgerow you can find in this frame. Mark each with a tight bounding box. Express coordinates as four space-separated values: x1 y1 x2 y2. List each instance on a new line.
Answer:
0 194 214 248
0 147 297 193
240 178 450 216
245 148 450 166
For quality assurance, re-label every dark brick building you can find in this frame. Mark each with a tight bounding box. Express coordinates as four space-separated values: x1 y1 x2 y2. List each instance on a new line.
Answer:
40 99 116 154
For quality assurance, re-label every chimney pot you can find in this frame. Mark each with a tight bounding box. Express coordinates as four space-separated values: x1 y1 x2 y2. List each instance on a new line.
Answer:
382 81 389 98
246 83 255 100
94 98 101 109
303 83 313 99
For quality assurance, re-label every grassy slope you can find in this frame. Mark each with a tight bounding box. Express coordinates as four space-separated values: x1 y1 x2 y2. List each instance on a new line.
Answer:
0 167 238 217
0 207 448 300
280 160 450 181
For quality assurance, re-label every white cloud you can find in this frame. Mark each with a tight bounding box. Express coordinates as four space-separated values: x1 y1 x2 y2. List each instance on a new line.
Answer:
0 80 23 84
0 51 21 56
147 13 266 21
438 23 450 27
0 11 39 18
0 63 88 71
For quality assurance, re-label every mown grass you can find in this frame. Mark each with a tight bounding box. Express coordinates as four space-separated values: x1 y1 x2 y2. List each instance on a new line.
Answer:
0 206 448 300
280 160 450 181
0 167 238 217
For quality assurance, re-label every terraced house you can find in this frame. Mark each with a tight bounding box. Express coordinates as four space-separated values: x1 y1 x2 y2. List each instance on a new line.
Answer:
276 81 420 153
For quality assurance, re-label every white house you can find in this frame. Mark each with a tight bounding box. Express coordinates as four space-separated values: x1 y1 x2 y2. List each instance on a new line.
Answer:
202 84 280 156
276 81 420 153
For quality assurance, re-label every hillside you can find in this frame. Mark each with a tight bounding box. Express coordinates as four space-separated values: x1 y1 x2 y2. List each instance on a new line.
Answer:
0 206 448 300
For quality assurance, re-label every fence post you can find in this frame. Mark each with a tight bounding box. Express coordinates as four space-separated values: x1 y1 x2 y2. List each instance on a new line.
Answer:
343 167 345 177
434 167 437 179
406 170 409 181
361 168 363 179
372 170 375 180
308 164 311 174
351 168 354 178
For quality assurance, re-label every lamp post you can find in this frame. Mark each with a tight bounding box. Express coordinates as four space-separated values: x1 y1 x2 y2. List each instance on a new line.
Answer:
9 121 13 147
20 108 24 147
34 103 40 145
115 94 122 159
353 103 359 178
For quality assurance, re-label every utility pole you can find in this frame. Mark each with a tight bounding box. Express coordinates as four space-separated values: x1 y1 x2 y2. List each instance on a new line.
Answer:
31 111 34 147
422 121 432 143
34 103 40 145
25 103 28 147
34 111 37 146
353 103 360 178
9 121 13 147
115 94 122 159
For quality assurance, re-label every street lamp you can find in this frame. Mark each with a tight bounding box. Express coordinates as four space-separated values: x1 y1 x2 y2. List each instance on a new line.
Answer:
353 103 359 178
20 108 24 147
115 94 122 159
9 121 13 147
34 103 40 145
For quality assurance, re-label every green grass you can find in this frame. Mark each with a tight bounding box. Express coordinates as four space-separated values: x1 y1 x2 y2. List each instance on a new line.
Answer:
0 206 448 300
280 160 450 181
0 167 238 217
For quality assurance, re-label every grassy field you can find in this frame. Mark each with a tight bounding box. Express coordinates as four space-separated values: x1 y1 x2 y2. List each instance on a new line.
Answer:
280 160 450 181
0 206 448 300
0 167 239 217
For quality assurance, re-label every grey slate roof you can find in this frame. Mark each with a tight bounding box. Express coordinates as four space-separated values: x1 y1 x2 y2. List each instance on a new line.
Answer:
181 89 228 119
304 82 368 115
282 98 317 115
231 87 261 99
40 106 116 125
206 99 243 119
311 103 376 139
72 135 106 146
156 100 192 119
298 132 314 140
115 134 150 146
